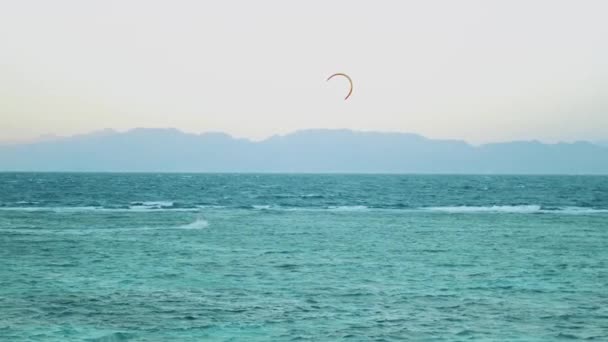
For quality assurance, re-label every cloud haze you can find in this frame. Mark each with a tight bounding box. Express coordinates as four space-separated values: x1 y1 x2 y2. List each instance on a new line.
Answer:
1 0 607 143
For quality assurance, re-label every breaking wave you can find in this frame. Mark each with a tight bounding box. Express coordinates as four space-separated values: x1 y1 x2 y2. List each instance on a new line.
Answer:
0 205 199 213
0 204 606 215
176 218 209 229
327 205 369 211
423 205 608 215
424 205 543 214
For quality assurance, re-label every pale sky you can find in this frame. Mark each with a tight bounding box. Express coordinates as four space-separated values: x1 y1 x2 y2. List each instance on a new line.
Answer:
1 0 607 144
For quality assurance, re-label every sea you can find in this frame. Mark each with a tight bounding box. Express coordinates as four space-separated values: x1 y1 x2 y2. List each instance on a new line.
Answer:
1 173 607 341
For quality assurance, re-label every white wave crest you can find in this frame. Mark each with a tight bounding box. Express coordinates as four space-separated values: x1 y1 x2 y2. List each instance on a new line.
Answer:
424 205 543 214
423 205 608 215
177 218 209 229
554 207 608 215
327 205 369 211
0 206 100 212
1 204 606 216
129 201 174 210
252 205 272 210
0 205 198 213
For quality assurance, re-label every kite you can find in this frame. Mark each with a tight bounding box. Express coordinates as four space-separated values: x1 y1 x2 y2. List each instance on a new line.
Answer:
326 73 353 100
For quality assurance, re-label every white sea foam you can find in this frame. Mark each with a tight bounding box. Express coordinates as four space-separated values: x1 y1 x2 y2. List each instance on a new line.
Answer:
553 207 608 215
129 201 174 210
424 205 542 214
0 204 606 215
423 205 608 215
177 218 209 229
0 206 198 213
127 206 197 212
252 205 273 210
0 206 99 212
142 201 174 207
327 205 369 211
196 205 227 209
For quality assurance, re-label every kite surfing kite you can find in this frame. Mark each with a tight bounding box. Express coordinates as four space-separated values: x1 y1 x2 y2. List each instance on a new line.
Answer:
326 73 353 100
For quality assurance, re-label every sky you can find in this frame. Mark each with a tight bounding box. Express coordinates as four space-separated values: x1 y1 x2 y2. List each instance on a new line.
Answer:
1 0 607 144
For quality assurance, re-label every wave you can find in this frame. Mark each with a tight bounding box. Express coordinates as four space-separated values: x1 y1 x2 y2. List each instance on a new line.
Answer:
15 201 38 205
424 205 543 214
327 205 369 211
546 206 608 215
176 218 209 229
130 201 174 207
301 194 325 198
0 206 200 213
252 204 607 214
252 205 273 210
274 205 370 212
423 205 608 215
129 201 176 210
0 206 100 212
1 204 606 215
1 218 211 234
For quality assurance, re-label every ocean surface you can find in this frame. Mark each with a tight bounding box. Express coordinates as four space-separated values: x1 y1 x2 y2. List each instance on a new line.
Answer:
1 173 607 341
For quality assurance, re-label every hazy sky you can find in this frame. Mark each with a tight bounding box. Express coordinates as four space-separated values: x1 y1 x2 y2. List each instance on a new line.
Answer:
1 0 607 143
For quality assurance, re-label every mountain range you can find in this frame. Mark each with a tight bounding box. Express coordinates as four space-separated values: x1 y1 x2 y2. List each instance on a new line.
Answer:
1 128 607 174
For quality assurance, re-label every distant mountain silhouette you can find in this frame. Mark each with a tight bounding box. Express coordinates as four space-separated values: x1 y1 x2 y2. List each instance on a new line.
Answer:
1 128 607 174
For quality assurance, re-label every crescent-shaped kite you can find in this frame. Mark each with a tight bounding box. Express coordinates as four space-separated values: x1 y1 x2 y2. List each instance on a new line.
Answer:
327 73 353 100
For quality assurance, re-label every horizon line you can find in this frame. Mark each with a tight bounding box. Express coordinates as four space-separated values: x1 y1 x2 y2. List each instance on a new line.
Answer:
1 171 607 176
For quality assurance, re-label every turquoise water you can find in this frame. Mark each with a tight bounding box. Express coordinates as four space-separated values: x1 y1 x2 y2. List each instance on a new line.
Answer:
1 173 607 341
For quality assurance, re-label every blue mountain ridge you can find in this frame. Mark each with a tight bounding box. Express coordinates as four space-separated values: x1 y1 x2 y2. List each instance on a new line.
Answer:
1 128 607 174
